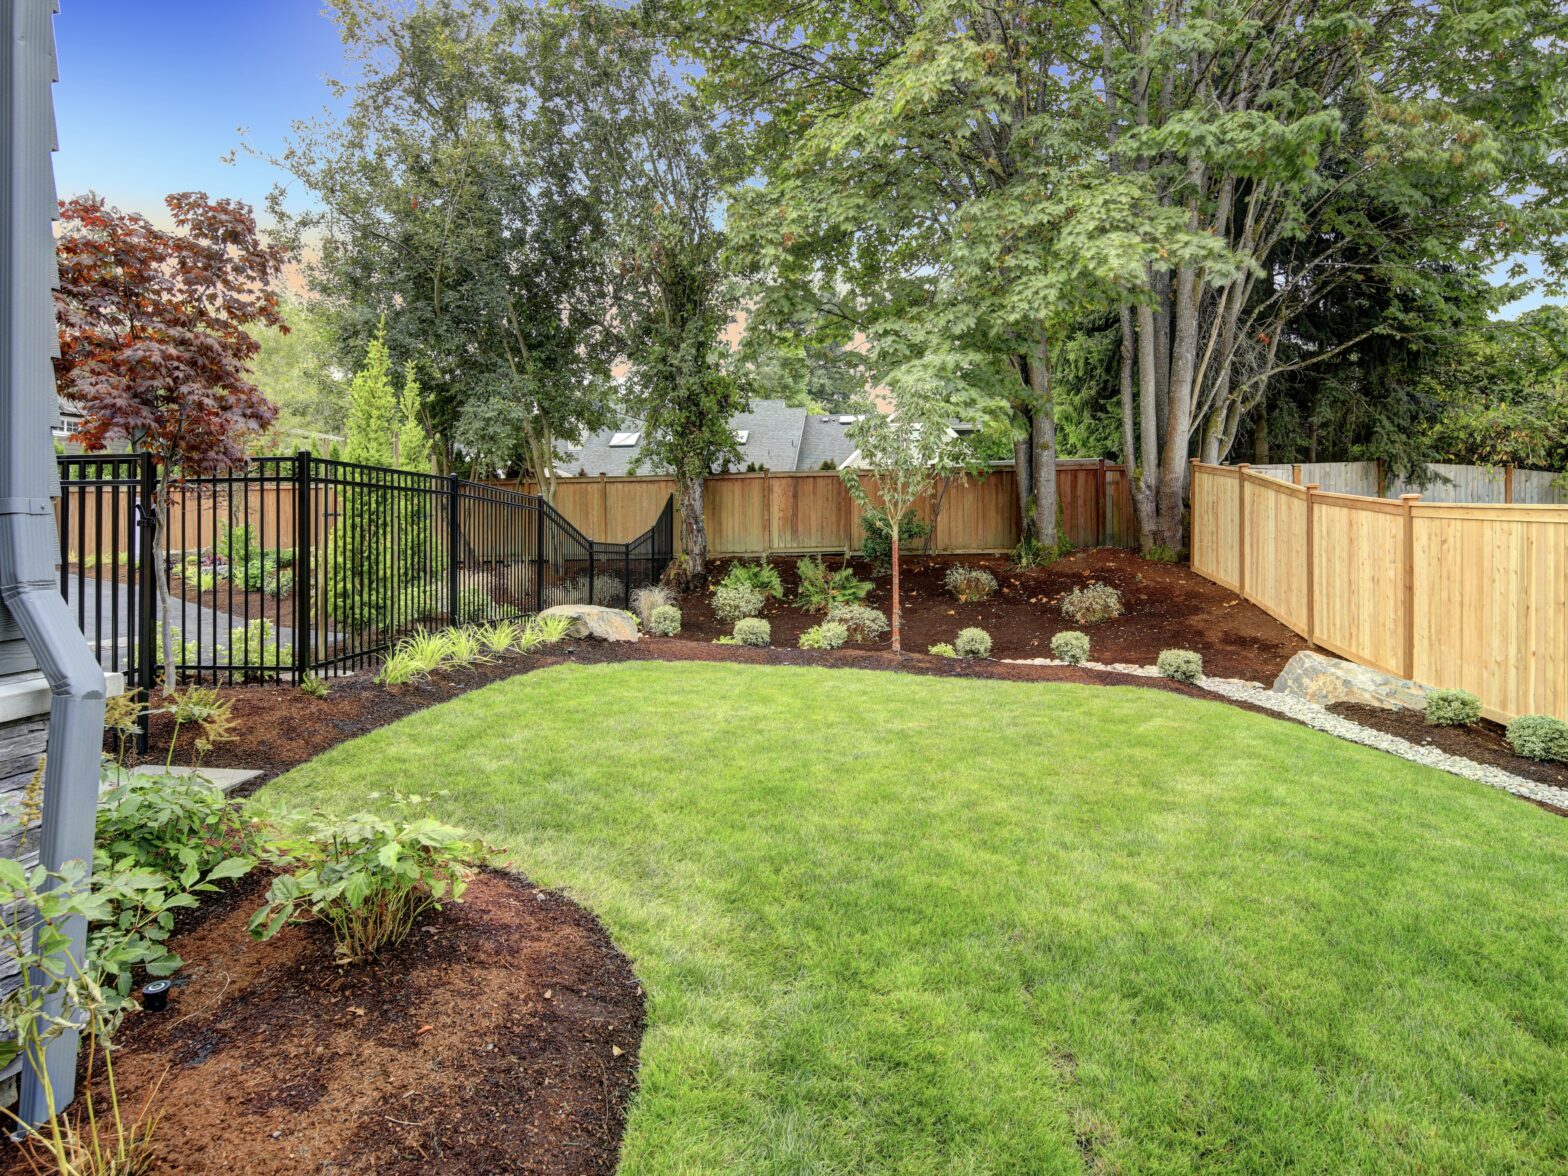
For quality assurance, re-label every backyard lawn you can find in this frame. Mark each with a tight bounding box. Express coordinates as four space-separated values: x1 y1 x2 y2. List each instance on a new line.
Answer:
256 662 1568 1173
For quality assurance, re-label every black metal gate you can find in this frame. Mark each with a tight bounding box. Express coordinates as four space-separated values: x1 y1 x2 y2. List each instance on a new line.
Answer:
58 451 674 698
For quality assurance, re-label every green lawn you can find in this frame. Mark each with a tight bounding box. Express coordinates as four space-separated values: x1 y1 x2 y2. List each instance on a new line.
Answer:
256 661 1568 1173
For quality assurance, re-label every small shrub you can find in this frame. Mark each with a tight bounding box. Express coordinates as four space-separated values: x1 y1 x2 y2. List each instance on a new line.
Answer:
1157 648 1204 683
1051 630 1091 665
649 604 682 636
713 635 740 645
954 627 992 658
928 642 957 658
720 559 785 600
251 794 484 964
733 617 771 647
795 556 873 613
1507 715 1568 763
630 584 674 627
298 674 330 700
799 621 849 650
1425 688 1481 727
228 618 292 679
861 510 929 570
944 565 998 602
1011 535 1069 569
1061 582 1124 625
714 582 765 622
827 602 888 642
95 774 255 880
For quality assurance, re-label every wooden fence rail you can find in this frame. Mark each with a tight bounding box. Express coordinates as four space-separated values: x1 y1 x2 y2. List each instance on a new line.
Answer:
1190 460 1568 724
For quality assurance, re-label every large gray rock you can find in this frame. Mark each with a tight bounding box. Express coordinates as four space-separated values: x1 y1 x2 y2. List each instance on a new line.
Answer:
1272 650 1427 711
537 604 641 643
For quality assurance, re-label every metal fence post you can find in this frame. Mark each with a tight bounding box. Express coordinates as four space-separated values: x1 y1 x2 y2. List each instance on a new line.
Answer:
293 451 312 681
535 501 545 613
447 473 461 624
136 451 157 750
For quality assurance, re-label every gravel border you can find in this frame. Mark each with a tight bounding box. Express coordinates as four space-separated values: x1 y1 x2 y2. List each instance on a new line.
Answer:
1006 658 1568 811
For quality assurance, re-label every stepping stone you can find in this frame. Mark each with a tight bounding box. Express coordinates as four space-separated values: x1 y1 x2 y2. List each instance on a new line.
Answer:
125 764 262 794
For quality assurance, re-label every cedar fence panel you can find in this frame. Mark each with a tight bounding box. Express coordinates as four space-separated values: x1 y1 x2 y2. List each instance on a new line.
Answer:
1190 461 1568 724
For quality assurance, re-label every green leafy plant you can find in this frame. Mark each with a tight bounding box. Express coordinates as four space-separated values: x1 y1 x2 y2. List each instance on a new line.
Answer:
861 510 929 571
1011 535 1068 569
250 794 484 964
714 582 765 623
1506 715 1568 763
650 604 682 636
1157 649 1204 683
827 602 888 642
1145 544 1182 564
443 625 489 669
928 642 957 658
475 620 521 657
720 559 785 600
1051 631 1091 665
944 565 998 602
377 627 452 685
228 618 292 679
733 617 772 647
799 621 849 650
528 614 575 645
795 556 872 613
630 584 675 627
1061 582 1124 625
157 686 236 766
1425 688 1481 727
298 673 331 700
954 627 992 658
95 773 256 883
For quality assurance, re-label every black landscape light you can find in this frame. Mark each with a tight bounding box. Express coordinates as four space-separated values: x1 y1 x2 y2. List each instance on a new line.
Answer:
141 980 172 1013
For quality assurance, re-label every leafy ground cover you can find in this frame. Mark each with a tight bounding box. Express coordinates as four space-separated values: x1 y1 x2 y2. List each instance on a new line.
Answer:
256 661 1568 1173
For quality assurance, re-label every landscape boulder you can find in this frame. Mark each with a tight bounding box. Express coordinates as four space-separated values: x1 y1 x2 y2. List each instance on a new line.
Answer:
537 604 641 643
1271 650 1427 711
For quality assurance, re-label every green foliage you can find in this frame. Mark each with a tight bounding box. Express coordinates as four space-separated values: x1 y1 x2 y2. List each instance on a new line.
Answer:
1061 582 1124 625
860 510 929 570
1506 715 1568 763
944 565 997 603
827 602 888 642
1011 535 1069 570
799 621 849 650
927 642 957 658
650 604 683 637
631 584 676 627
720 559 785 600
95 773 256 884
954 627 992 658
228 618 292 679
714 582 766 623
299 674 331 701
1157 649 1205 683
795 557 873 613
1144 545 1182 565
1051 631 1091 665
1425 689 1482 727
733 617 772 647
476 620 521 657
250 794 483 964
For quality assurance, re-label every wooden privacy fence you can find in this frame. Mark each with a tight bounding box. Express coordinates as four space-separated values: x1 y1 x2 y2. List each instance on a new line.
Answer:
500 460 1139 556
1248 459 1568 505
1190 461 1568 724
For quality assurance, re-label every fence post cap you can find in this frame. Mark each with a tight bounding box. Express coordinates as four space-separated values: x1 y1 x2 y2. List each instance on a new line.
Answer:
1399 492 1421 501
1306 483 1320 491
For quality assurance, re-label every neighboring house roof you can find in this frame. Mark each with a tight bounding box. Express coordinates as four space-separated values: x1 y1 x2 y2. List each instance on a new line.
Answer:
561 400 860 476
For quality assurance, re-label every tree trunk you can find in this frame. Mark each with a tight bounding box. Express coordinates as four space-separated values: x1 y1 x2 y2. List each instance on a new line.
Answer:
678 474 708 584
890 527 902 654
926 475 951 555
1012 431 1032 539
1029 337 1059 547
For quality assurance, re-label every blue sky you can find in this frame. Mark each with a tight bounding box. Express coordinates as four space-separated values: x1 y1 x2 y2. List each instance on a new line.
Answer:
50 1 1557 317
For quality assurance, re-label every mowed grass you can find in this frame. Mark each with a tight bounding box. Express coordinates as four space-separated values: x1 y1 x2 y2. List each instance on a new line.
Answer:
256 662 1568 1173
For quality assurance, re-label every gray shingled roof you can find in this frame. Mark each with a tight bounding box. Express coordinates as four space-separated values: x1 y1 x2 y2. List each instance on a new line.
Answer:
797 413 860 471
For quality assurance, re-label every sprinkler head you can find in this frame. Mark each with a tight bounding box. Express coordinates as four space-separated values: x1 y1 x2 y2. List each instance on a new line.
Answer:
141 979 171 1012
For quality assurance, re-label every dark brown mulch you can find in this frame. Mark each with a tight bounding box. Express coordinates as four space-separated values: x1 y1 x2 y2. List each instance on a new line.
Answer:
1328 702 1568 793
675 548 1310 681
2 870 644 1176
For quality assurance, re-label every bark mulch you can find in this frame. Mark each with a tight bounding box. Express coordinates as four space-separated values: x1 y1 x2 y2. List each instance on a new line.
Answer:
1328 702 1568 794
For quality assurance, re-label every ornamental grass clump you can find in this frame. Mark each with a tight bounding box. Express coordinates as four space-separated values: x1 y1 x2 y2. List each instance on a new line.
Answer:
827 602 888 642
954 627 992 658
944 565 998 603
1506 715 1568 763
630 584 675 628
799 621 849 650
1424 688 1481 727
650 604 682 636
1157 649 1204 683
1061 582 1124 625
1051 631 1091 665
714 582 765 623
733 617 771 647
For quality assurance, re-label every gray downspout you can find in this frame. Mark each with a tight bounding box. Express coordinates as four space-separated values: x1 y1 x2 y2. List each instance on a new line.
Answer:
2 0 108 1126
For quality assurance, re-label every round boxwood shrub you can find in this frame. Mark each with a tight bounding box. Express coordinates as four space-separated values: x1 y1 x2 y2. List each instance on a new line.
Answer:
1061 582 1124 625
732 617 771 647
649 604 682 637
1506 714 1568 763
943 565 998 603
1051 630 1091 665
713 583 765 623
1156 648 1204 683
799 621 849 650
954 627 992 658
827 602 888 642
1424 688 1481 727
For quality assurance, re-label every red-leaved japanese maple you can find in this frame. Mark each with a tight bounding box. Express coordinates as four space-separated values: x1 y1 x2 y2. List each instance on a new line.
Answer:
54 192 289 690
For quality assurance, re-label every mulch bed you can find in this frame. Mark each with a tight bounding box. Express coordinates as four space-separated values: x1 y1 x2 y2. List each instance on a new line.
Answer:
4 870 644 1176
1328 702 1568 793
675 549 1310 681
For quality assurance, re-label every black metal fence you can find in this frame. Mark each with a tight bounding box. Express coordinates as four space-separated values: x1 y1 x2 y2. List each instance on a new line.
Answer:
58 451 675 696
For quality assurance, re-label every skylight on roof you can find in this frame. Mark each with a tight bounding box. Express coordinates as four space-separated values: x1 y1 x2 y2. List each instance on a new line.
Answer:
838 415 856 424
609 431 640 448
735 429 750 444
